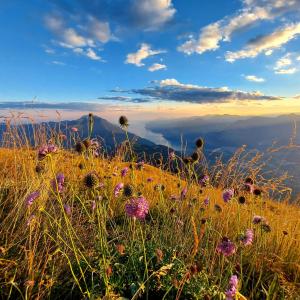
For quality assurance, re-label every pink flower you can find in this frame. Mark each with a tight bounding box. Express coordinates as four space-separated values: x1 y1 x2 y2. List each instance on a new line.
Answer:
38 143 58 160
51 173 65 193
147 177 153 182
64 204 71 216
114 182 124 197
225 275 238 300
71 127 78 132
223 189 234 203
217 237 236 257
125 197 149 220
26 191 40 206
180 187 187 199
121 167 129 177
241 229 254 246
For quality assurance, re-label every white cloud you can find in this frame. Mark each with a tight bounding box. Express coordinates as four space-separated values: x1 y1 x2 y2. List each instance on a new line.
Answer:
178 0 300 56
132 0 176 31
86 48 102 61
245 75 265 82
275 67 297 74
125 43 166 66
52 60 66 66
297 55 300 61
148 63 167 72
88 18 112 43
226 23 300 62
178 22 222 54
274 53 292 70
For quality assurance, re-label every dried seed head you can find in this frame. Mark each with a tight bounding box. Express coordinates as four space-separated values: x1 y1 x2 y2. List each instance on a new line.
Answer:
119 115 129 128
75 141 86 154
123 184 135 197
84 173 99 188
195 138 204 148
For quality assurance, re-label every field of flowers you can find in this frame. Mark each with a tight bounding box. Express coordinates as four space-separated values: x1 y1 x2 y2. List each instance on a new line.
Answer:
0 114 300 299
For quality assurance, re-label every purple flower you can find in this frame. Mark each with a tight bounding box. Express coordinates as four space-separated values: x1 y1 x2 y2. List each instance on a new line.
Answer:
26 214 35 226
136 161 144 170
51 173 65 193
121 167 129 177
125 197 149 220
225 275 238 300
114 182 124 197
64 204 71 216
38 143 58 160
199 175 209 187
204 197 209 206
180 187 188 199
91 200 96 211
253 215 265 224
222 189 234 203
169 151 175 160
217 237 236 257
147 177 153 182
26 191 40 207
241 229 254 246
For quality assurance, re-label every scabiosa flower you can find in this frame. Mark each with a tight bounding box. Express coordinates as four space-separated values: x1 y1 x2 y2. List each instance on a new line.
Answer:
253 215 265 224
191 151 200 162
84 172 99 189
169 151 175 160
121 167 129 177
64 204 71 216
199 175 209 187
119 115 129 128
223 188 234 203
136 161 144 170
225 275 238 300
114 182 124 197
241 229 254 246
38 143 58 160
123 184 134 197
71 127 78 132
125 196 149 220
204 196 209 206
180 187 188 199
51 173 65 193
26 191 40 207
217 237 236 257
195 138 204 148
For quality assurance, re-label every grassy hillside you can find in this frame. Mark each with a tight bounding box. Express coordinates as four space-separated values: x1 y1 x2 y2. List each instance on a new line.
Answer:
0 116 300 299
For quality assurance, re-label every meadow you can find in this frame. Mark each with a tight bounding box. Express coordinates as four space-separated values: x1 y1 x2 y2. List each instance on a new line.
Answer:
0 114 300 299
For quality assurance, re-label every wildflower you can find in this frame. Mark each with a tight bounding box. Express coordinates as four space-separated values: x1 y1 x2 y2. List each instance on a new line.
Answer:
169 151 175 160
199 175 209 187
261 223 271 233
119 115 129 128
252 215 265 224
38 143 58 160
253 188 262 196
26 191 40 206
84 173 99 189
125 196 149 220
241 229 254 246
123 184 134 197
195 138 204 149
223 188 234 203
147 177 153 182
204 197 209 206
238 196 246 204
64 204 71 216
51 173 65 193
180 187 187 199
114 182 124 197
225 275 238 300
217 237 236 256
214 204 222 212
71 127 78 132
136 161 144 170
74 141 86 154
121 167 129 177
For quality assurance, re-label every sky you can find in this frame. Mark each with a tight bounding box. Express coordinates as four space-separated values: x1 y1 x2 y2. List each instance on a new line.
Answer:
1 0 300 124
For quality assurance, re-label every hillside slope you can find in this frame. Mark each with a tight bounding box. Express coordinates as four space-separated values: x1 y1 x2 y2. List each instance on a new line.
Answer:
0 146 300 299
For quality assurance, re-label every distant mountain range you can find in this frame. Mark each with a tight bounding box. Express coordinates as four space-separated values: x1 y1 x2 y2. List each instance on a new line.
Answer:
0 115 173 161
146 114 300 197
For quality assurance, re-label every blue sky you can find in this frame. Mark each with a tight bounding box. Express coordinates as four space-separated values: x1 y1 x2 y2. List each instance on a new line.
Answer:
1 0 300 119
